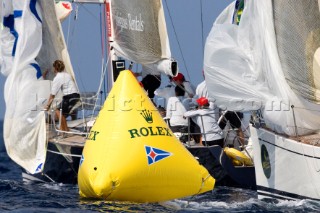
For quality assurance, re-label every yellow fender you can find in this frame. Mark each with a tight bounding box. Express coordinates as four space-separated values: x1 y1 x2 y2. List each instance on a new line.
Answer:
78 70 215 203
224 147 253 166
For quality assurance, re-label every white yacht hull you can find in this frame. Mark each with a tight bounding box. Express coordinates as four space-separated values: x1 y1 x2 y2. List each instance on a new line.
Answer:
250 125 320 201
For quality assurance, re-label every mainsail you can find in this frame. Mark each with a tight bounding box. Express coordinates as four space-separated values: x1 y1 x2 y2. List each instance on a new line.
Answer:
204 0 320 136
0 0 75 174
111 0 170 64
108 0 176 76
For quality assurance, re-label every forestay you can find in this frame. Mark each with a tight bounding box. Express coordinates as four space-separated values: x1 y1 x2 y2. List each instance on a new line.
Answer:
204 0 320 136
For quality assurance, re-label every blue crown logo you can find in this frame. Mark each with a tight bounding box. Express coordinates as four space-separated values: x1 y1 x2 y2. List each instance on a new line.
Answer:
140 109 153 123
145 146 171 165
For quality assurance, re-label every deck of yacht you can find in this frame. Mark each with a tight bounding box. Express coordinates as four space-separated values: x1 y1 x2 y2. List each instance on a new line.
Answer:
49 135 86 147
46 121 87 147
293 134 320 147
262 126 320 147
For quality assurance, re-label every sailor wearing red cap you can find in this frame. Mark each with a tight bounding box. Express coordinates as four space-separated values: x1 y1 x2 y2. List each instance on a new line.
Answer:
169 73 195 98
184 97 223 147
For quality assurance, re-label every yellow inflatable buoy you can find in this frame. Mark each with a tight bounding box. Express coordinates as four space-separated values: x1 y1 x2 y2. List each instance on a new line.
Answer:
224 147 253 166
78 70 215 203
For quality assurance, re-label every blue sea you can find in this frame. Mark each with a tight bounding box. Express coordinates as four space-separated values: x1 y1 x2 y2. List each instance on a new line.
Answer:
1 121 320 212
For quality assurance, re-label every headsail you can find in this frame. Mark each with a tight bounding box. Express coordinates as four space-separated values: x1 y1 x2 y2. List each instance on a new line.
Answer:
204 0 320 136
0 0 75 174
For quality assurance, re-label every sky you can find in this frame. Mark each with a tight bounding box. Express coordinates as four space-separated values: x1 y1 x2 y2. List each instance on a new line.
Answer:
0 0 234 120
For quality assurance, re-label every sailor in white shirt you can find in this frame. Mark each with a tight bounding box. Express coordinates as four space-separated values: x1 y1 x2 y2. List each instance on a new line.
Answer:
166 85 190 133
184 97 224 147
45 60 80 132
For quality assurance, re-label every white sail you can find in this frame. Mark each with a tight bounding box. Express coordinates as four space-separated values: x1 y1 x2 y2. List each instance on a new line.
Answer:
204 0 320 136
37 1 75 79
0 0 75 174
109 0 175 76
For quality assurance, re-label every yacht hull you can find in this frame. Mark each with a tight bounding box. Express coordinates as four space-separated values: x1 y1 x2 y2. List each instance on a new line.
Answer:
251 126 320 201
23 140 255 190
22 141 83 184
187 145 256 189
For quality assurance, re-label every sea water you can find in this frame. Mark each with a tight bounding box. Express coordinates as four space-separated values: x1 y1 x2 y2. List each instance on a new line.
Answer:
1 121 320 212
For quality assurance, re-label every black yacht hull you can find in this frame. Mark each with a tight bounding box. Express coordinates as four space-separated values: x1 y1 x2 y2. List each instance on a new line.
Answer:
22 142 82 184
187 145 256 189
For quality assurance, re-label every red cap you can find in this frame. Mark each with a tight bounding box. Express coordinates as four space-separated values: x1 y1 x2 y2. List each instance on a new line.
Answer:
196 97 209 106
172 73 184 82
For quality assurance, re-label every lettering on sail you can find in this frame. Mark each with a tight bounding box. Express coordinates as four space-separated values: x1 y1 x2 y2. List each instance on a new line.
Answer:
114 12 144 32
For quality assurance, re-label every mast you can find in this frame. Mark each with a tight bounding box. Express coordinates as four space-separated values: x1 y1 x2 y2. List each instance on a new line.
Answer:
105 0 123 92
67 0 123 92
73 0 176 92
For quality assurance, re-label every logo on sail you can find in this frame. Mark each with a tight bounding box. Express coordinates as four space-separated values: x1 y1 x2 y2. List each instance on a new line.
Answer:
145 146 171 165
35 163 43 173
114 12 144 32
140 109 153 123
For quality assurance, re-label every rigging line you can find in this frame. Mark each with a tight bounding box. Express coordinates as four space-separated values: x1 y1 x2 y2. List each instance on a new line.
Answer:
99 4 107 100
200 0 204 59
65 3 78 50
42 173 56 183
63 4 88 115
90 55 110 121
68 4 104 104
163 0 190 81
73 4 104 99
63 4 85 94
47 149 82 158
77 3 100 21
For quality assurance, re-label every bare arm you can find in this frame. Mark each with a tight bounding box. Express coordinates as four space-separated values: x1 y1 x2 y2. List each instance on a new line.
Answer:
44 94 55 111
